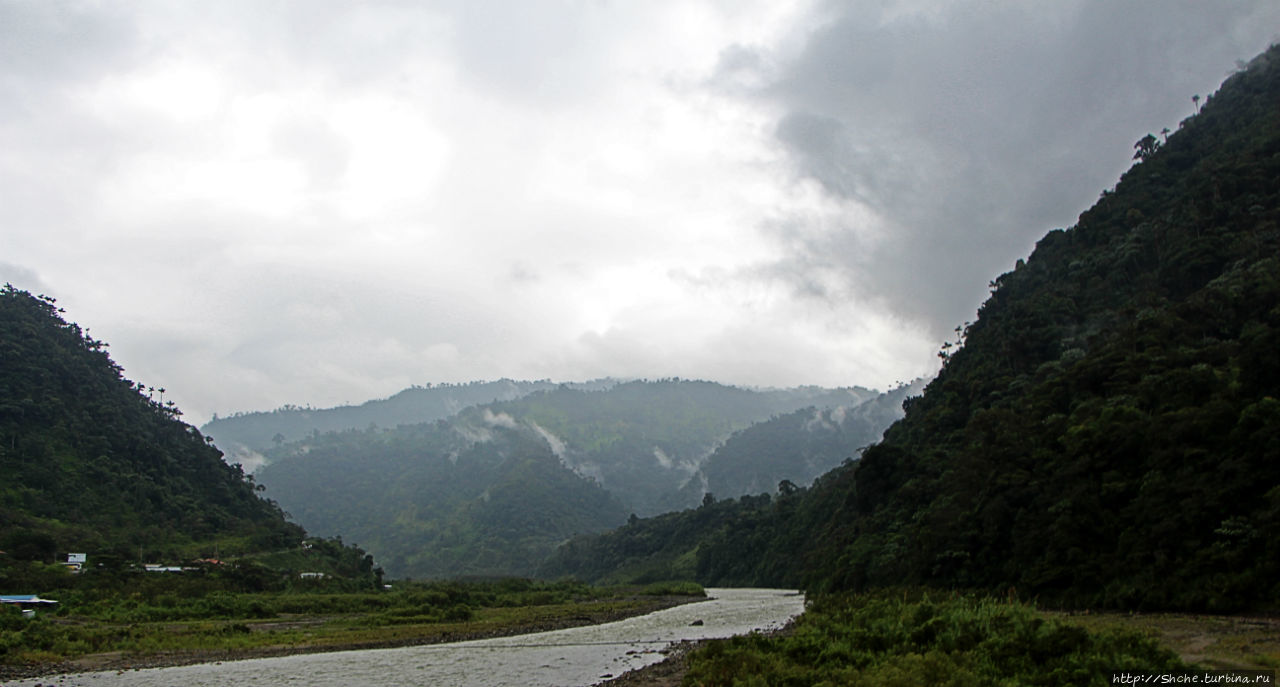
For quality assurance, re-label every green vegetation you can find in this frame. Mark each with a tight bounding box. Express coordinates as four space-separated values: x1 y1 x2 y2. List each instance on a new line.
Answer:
542 461 884 590
8 37 1279 687
257 421 630 579
1051 611 1280 671
678 380 924 506
551 44 1280 613
0 286 303 562
685 591 1188 686
795 44 1280 610
0 283 406 677
255 379 891 579
0 578 704 669
541 382 925 586
639 580 706 597
541 493 779 585
477 380 876 515
0 540 380 600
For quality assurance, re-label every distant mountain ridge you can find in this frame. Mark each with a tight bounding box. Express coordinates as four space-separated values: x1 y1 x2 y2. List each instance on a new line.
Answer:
202 379 613 470
253 378 909 578
470 379 880 515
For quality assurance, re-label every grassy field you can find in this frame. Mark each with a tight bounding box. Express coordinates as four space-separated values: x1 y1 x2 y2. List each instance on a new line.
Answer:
683 591 1194 687
678 590 1279 687
1051 610 1280 672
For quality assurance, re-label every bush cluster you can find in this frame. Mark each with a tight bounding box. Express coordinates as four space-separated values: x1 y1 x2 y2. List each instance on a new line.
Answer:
685 591 1187 686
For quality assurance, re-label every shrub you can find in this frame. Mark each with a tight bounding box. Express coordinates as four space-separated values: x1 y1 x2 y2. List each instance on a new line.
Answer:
685 591 1186 687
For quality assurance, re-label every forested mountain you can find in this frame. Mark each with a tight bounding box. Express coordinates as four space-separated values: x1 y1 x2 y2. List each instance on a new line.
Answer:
200 379 578 470
257 415 627 578
472 380 878 515
546 45 1280 611
679 379 926 503
254 379 896 578
0 286 303 563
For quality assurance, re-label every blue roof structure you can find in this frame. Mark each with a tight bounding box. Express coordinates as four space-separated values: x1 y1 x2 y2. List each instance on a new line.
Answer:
0 595 58 604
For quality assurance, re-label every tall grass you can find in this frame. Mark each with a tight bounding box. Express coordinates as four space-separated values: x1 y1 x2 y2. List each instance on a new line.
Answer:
685 590 1188 687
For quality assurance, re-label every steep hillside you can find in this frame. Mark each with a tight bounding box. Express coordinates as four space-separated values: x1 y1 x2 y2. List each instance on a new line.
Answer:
539 461 857 587
551 45 1280 611
796 46 1280 610
0 286 303 562
539 492 778 584
538 380 924 585
257 416 628 578
681 379 926 503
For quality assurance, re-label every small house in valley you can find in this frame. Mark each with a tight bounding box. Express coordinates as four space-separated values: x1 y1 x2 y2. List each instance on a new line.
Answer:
1 594 59 618
64 553 86 573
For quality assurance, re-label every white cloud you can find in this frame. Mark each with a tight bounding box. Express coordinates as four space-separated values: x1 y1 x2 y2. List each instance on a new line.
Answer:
2 1 1275 425
482 409 519 429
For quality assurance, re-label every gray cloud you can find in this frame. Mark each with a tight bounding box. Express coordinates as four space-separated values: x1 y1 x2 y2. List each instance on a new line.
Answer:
3 1 1276 425
743 0 1280 335
0 2 140 84
775 111 903 209
0 262 50 293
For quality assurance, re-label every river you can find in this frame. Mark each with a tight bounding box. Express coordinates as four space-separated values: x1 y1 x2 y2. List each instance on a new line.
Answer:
14 588 804 687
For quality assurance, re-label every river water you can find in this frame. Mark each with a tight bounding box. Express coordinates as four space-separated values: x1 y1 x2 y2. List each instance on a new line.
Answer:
16 588 803 687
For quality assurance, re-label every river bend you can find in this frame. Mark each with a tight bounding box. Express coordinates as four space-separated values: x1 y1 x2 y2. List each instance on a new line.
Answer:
15 588 803 687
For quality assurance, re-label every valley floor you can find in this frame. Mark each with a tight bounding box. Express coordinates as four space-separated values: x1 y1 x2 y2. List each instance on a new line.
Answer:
10 592 1275 685
0 594 702 683
1049 610 1280 672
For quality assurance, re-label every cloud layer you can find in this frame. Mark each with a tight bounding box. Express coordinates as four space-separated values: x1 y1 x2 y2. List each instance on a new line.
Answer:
2 1 1275 423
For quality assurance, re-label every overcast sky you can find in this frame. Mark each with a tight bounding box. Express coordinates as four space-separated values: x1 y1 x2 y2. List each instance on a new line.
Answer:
3 1 1277 425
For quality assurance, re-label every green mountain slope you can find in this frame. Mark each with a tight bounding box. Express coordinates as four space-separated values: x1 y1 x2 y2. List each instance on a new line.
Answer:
257 418 628 578
0 286 303 562
254 379 886 578
548 45 1280 611
681 379 926 503
536 380 923 585
475 379 877 515
800 46 1280 610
